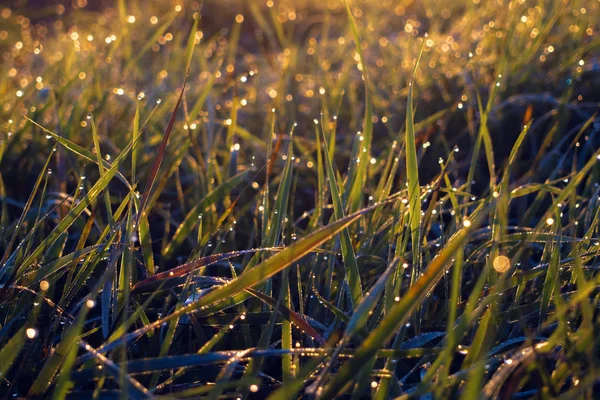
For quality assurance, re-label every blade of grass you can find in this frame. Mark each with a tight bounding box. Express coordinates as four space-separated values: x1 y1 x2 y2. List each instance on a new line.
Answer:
136 15 198 228
321 125 362 306
405 40 425 287
343 0 373 213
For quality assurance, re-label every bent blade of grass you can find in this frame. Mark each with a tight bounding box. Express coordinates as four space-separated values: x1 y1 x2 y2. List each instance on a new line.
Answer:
24 118 134 190
320 204 487 398
311 287 368 338
321 126 362 306
28 245 103 284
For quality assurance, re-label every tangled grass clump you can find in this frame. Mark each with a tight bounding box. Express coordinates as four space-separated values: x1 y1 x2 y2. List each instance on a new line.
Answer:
0 0 600 398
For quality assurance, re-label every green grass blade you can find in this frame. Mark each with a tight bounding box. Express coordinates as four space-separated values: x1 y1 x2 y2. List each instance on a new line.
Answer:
343 0 373 213
321 126 362 306
405 40 425 285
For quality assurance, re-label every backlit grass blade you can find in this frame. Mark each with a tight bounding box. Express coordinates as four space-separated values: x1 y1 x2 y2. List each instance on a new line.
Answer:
311 287 369 338
90 115 114 227
321 126 362 306
405 40 425 286
28 245 103 284
344 0 373 213
0 326 27 378
136 16 198 227
136 77 188 227
266 130 294 246
24 119 132 190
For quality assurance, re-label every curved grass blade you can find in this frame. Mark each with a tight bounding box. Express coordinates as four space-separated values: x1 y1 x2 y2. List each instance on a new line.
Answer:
310 287 369 338
73 348 443 381
24 118 133 190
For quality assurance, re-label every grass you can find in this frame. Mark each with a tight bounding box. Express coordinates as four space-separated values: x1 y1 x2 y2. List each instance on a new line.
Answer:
0 0 600 398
